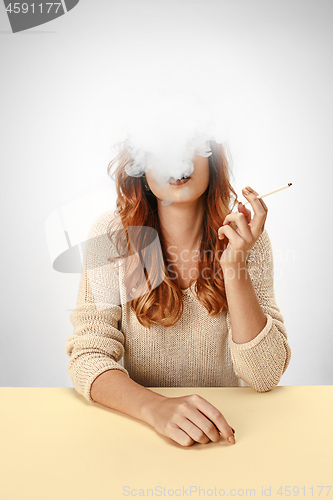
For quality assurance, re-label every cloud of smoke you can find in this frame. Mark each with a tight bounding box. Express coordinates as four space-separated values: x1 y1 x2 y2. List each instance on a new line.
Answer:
114 89 225 205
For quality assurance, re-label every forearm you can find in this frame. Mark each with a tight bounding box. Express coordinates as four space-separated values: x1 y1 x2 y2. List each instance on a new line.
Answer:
223 263 267 344
90 369 166 425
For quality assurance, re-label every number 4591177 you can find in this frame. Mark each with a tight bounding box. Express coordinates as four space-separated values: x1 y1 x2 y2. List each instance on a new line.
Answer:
5 3 62 14
276 486 332 496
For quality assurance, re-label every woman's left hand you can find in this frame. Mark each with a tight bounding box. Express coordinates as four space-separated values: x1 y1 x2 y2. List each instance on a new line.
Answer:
218 186 268 269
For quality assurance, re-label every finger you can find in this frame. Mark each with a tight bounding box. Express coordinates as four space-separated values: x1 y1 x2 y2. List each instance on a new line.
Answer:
185 408 221 443
176 416 212 444
257 197 268 233
188 395 236 444
222 212 253 243
244 186 268 215
238 201 251 224
247 187 268 232
169 424 195 447
258 197 268 212
176 401 220 443
242 187 267 240
218 224 244 248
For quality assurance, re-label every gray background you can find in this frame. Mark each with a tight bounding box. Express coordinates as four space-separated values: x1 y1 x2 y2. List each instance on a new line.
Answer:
1 0 332 389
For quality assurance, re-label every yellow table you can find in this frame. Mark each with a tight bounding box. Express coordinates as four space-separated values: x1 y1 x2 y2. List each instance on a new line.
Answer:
1 386 332 500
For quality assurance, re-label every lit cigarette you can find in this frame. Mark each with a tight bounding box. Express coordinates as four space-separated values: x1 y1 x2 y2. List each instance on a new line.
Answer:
243 183 292 206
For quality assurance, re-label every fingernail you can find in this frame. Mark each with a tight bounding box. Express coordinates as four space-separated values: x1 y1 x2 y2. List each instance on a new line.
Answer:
242 188 250 195
228 435 236 444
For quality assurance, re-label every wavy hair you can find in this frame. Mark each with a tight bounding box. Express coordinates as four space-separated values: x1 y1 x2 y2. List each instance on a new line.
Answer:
106 139 238 328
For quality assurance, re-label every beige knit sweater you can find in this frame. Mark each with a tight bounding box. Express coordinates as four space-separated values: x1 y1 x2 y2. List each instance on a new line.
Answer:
65 210 291 403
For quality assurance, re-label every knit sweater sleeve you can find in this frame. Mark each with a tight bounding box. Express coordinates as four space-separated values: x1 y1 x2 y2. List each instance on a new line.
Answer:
65 211 129 403
227 229 291 392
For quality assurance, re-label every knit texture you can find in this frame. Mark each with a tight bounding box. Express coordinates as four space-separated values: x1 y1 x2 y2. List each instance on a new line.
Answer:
65 211 291 403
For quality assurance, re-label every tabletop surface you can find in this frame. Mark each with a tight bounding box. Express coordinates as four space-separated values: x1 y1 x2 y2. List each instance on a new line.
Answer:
1 385 332 500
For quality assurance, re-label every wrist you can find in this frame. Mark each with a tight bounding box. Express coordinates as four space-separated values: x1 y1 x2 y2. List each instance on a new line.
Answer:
140 392 167 426
221 260 248 279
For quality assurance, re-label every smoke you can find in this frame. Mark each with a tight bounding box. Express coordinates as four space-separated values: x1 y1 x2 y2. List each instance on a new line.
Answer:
113 89 225 206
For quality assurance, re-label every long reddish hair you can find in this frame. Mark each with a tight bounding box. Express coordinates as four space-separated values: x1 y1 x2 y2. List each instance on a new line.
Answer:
107 139 238 328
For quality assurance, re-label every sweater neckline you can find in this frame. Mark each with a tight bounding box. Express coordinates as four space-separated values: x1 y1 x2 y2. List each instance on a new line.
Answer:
181 281 195 294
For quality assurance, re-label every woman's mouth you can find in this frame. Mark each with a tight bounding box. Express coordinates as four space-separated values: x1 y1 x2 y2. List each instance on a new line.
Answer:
169 176 191 186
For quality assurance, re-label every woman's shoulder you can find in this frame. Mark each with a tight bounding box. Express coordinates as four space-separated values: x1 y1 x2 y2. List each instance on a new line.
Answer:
88 209 123 240
84 210 125 263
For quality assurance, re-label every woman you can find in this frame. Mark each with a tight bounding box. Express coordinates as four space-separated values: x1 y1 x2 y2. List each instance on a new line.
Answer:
65 138 291 447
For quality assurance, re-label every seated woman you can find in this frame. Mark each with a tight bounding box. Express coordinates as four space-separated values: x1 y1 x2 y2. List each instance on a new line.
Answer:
65 99 291 447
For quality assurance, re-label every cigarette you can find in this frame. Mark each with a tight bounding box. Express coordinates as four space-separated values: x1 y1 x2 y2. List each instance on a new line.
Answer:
243 183 292 206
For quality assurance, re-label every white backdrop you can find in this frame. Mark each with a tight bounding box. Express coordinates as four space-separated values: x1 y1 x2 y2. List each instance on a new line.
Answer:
1 0 332 388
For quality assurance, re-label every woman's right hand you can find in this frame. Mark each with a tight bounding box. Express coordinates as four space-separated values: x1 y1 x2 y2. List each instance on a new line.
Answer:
143 394 236 447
